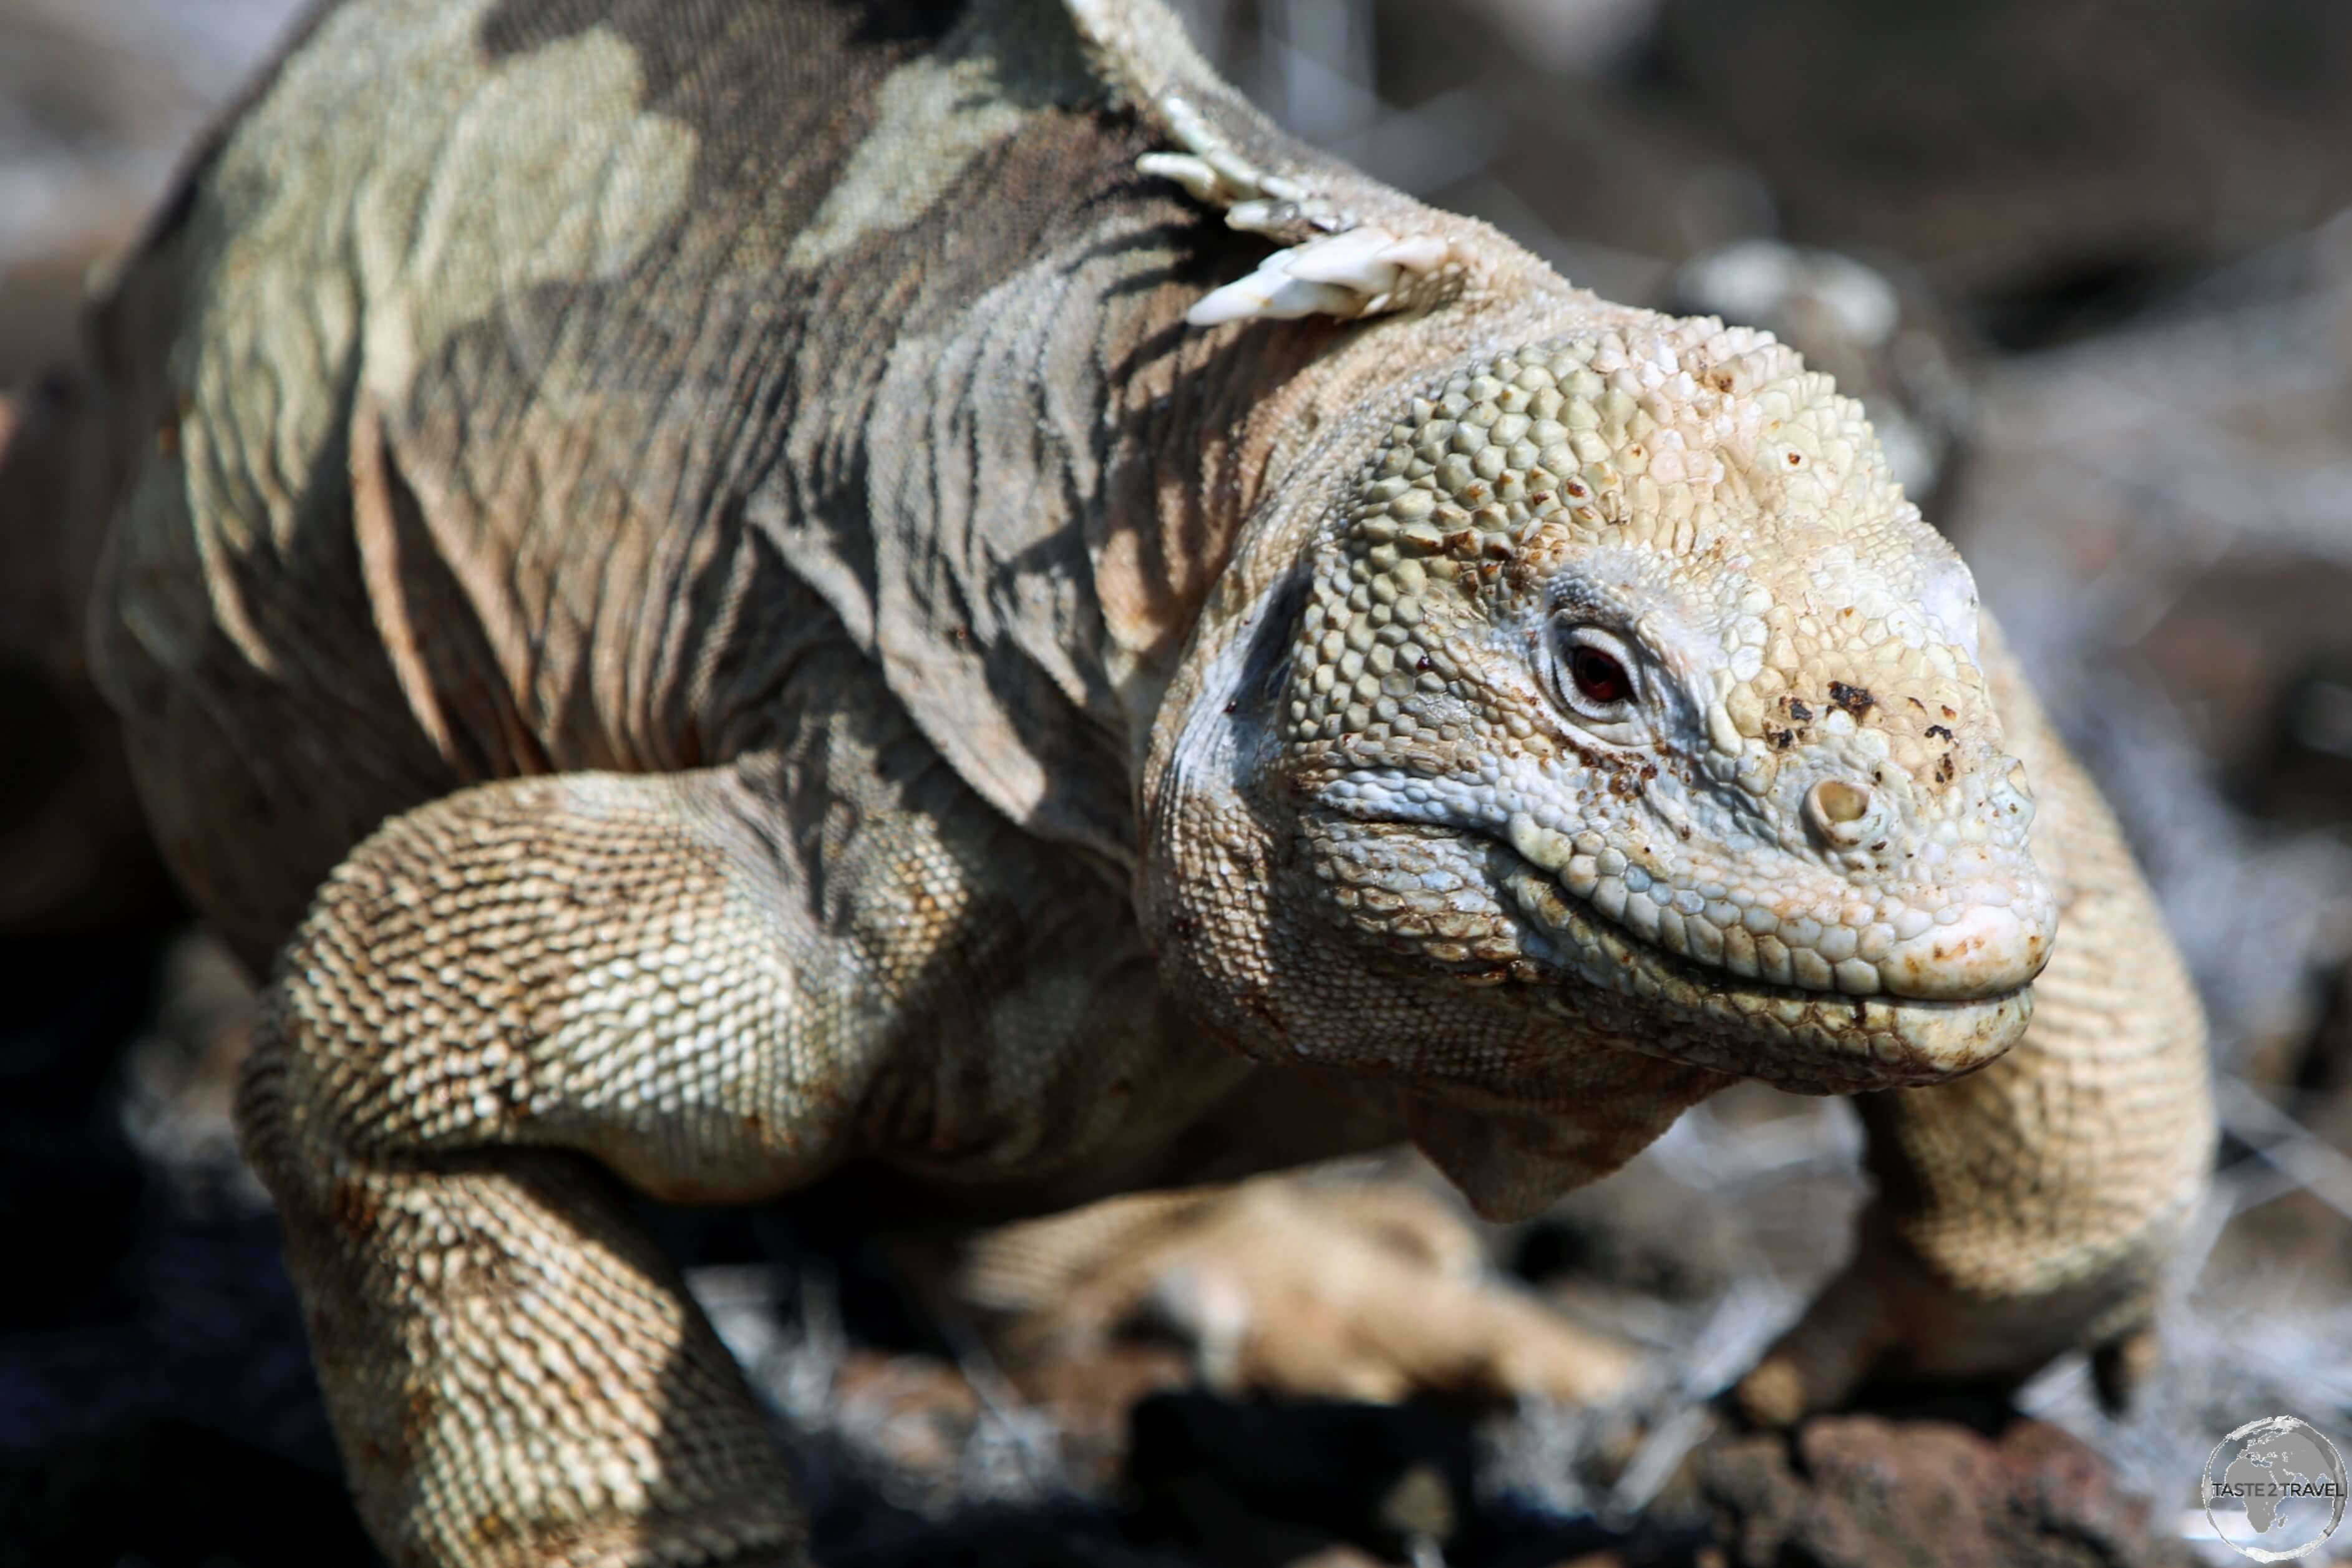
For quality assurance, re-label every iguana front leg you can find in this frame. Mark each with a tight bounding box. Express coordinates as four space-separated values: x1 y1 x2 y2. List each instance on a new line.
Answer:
1736 622 2215 1422
238 768 840 1567
236 677 1248 1568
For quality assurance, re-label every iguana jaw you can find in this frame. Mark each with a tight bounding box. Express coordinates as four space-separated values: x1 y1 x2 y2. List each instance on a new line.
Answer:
1493 845 2033 1091
1281 805 2033 1095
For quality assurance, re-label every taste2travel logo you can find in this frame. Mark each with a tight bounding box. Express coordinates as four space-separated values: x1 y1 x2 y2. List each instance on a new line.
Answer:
2203 1416 2348 1562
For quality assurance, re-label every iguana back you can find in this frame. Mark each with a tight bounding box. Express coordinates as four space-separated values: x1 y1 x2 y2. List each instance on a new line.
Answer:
94 0 1319 964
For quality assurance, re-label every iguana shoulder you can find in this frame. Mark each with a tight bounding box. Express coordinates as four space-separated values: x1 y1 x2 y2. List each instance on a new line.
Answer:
98 0 1537 941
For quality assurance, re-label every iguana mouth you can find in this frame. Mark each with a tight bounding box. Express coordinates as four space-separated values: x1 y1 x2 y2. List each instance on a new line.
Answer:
1499 859 2032 1093
1497 811 2054 1005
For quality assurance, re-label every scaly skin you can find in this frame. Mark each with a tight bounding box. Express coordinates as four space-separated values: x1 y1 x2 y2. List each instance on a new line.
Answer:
69 0 2211 1562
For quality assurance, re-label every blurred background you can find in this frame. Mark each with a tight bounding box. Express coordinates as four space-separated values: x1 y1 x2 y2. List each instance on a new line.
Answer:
3 0 2351 1564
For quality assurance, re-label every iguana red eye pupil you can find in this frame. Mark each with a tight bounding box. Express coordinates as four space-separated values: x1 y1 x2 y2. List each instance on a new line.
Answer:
1570 646 1631 704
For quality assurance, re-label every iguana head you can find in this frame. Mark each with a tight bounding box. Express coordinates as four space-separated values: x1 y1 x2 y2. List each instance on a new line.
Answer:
1152 315 2053 1096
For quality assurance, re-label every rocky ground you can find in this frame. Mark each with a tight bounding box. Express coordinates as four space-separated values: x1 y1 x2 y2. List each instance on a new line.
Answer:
4 2 2351 1566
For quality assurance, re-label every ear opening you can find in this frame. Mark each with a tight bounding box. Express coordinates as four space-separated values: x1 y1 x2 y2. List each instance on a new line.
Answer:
1228 568 1305 727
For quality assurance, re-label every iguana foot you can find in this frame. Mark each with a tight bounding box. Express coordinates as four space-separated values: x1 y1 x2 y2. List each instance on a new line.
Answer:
1731 1206 2165 1426
1097 18 1464 328
1182 226 1464 327
961 1171 1641 1407
1132 107 1326 223
1137 135 1468 327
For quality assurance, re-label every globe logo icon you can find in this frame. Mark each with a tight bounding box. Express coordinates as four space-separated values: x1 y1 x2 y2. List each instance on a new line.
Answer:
2204 1416 2348 1562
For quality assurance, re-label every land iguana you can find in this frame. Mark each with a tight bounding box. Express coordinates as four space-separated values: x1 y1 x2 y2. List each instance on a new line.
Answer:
51 0 2213 1561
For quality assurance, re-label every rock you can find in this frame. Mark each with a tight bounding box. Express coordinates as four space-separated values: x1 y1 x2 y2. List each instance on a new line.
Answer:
0 934 158 1328
1634 0 2352 317
0 1416 371 1568
1124 1390 1477 1567
1700 1414 2196 1568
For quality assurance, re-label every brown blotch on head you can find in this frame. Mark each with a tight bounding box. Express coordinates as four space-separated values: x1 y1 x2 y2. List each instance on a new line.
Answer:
1827 682 1874 717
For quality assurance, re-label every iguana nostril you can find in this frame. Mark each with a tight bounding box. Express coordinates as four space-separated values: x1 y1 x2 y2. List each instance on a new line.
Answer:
1805 778 1873 846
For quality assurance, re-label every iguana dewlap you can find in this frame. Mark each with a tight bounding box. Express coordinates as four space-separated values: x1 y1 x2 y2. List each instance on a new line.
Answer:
69 1 2212 1562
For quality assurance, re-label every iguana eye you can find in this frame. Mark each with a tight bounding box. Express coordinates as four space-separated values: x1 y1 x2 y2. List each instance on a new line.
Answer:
1549 624 1640 724
1570 645 1631 705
